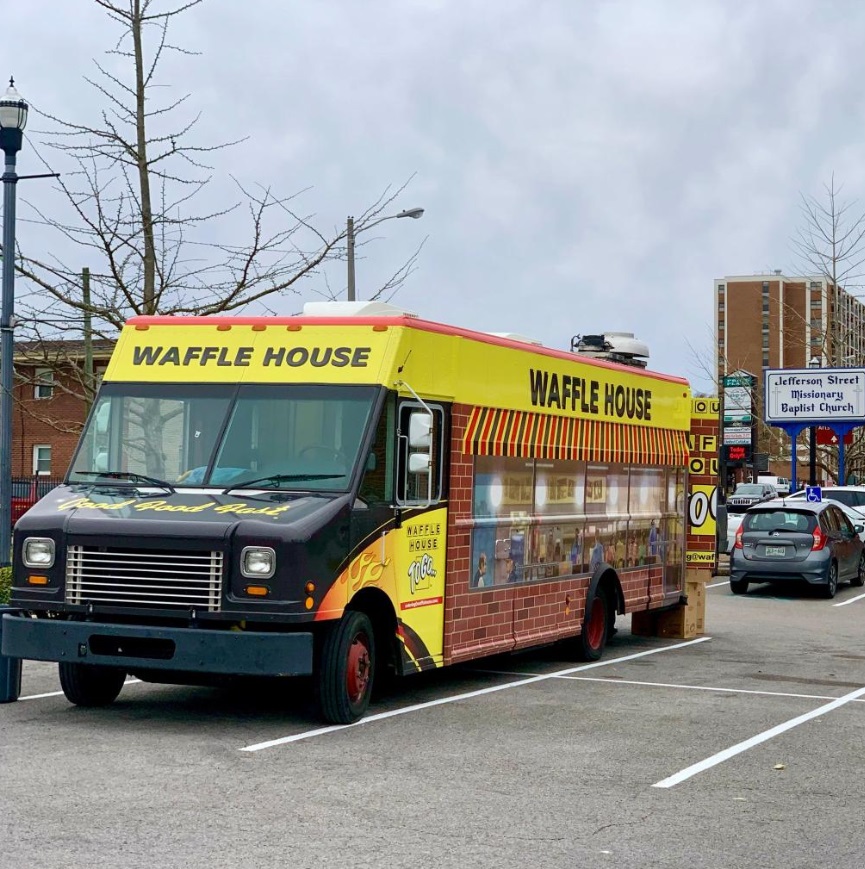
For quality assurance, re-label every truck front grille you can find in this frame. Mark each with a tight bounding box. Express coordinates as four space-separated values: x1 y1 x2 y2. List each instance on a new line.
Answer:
65 546 224 611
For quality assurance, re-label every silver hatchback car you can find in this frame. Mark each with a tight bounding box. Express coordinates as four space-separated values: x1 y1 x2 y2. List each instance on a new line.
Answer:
729 499 865 598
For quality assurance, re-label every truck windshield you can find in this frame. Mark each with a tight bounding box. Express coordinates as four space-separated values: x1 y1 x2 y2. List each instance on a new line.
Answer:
69 383 379 492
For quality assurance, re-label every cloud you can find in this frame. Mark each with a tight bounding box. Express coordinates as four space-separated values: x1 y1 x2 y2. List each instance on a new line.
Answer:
6 0 865 393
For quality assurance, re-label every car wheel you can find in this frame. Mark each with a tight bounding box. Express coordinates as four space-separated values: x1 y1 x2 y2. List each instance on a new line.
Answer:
823 561 839 599
852 553 865 588
730 579 749 595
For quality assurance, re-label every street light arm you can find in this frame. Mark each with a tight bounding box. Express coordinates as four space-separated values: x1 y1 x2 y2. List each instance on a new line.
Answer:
355 207 425 235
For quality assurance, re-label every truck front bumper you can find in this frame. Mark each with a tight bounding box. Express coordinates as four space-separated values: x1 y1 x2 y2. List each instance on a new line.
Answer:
1 614 313 677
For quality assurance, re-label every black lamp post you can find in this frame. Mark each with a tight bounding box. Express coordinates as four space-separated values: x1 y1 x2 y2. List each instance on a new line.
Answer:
808 355 821 487
0 79 28 568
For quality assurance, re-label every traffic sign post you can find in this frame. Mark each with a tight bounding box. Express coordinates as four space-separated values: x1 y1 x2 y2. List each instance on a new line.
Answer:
805 485 822 503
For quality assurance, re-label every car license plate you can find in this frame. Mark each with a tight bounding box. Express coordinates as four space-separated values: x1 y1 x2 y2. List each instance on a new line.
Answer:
765 545 786 557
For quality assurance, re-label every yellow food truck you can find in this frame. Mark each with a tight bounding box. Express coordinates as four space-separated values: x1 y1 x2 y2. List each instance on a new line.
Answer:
2 302 691 722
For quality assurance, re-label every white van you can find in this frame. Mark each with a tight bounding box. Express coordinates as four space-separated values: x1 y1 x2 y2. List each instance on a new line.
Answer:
758 475 791 496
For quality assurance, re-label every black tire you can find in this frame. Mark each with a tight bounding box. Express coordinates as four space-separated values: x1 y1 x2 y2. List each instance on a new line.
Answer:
823 561 839 599
58 662 126 707
576 588 610 662
851 554 865 588
730 579 749 595
317 611 375 724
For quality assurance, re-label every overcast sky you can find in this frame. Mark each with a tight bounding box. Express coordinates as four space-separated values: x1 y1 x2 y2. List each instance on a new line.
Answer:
5 0 865 393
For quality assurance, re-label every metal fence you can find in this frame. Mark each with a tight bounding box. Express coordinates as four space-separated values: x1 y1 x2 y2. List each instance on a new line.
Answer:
11 476 65 500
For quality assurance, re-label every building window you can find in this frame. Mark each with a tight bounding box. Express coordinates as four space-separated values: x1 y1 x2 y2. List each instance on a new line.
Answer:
34 368 54 400
33 445 51 476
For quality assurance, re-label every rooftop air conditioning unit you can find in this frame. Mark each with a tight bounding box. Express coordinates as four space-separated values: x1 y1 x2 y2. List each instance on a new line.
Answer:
570 332 649 368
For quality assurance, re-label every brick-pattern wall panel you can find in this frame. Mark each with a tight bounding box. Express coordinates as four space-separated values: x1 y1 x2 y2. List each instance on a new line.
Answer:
444 400 675 664
445 403 523 664
687 398 720 573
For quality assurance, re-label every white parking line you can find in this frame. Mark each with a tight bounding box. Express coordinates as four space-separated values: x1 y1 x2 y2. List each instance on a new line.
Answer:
833 591 865 607
558 674 865 704
18 677 140 702
706 581 729 589
240 637 712 752
652 684 865 788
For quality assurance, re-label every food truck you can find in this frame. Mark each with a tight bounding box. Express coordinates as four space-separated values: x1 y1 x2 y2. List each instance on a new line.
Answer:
2 302 692 723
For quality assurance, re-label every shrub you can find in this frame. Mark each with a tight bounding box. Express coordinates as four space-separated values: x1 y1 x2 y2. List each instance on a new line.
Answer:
0 566 10 605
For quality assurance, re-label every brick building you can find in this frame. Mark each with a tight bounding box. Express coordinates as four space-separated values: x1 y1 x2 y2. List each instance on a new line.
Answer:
715 272 865 482
10 340 115 478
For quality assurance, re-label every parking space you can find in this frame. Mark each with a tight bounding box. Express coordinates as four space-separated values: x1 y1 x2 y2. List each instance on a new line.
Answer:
3 582 865 868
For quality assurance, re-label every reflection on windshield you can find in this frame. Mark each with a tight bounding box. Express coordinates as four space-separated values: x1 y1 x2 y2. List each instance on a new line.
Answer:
70 383 378 492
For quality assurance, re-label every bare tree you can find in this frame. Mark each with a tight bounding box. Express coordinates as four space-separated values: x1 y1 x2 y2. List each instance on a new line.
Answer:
3 0 423 433
792 174 865 363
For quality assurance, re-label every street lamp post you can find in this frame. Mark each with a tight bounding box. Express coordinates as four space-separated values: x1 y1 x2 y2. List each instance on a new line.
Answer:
346 207 424 301
808 355 821 488
0 79 28 568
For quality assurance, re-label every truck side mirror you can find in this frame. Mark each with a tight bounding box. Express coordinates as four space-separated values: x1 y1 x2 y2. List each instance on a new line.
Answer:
408 411 432 449
409 453 430 474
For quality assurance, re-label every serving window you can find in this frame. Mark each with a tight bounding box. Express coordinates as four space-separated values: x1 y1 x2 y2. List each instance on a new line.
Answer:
469 455 681 589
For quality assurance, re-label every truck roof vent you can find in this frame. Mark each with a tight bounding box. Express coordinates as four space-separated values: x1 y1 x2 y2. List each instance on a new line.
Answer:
301 301 418 318
486 332 543 346
570 331 649 368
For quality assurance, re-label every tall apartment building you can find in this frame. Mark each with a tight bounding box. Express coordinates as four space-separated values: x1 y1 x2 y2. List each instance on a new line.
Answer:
715 272 865 481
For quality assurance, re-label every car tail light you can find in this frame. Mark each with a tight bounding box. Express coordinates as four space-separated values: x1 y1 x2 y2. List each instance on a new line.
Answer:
734 526 743 549
812 525 827 551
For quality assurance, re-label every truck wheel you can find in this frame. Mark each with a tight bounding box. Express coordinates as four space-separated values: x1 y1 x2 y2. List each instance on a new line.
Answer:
317 611 375 724
576 588 609 662
730 579 749 595
58 662 127 707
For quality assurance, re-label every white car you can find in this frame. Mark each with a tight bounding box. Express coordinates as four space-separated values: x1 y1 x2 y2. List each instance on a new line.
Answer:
726 512 744 554
786 486 865 511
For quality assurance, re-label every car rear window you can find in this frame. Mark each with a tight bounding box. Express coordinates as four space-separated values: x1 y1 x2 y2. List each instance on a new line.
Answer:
824 490 865 508
734 485 764 495
743 510 815 533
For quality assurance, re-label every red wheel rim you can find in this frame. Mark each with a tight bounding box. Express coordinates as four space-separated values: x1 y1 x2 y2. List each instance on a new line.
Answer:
585 595 606 650
346 631 372 704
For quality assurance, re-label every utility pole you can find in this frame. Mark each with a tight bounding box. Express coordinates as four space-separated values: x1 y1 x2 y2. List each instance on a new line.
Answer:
82 267 93 414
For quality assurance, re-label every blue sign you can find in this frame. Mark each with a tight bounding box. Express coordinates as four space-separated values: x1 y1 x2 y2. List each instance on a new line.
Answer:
805 485 822 503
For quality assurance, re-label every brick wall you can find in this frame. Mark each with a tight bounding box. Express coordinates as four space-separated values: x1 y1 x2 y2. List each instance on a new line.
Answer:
11 364 90 477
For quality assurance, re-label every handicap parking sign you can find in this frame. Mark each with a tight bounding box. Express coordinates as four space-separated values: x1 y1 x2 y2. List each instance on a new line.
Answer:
805 485 822 503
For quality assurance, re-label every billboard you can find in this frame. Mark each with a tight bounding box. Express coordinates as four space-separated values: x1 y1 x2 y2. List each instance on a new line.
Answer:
764 367 865 424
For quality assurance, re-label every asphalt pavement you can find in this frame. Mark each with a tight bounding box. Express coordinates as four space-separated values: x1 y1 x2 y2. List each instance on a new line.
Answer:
2 575 865 868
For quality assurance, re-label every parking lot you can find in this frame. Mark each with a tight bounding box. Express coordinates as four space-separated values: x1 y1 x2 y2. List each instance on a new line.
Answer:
3 576 865 869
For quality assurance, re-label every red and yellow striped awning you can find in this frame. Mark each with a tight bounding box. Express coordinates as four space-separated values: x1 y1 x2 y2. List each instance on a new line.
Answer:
462 407 688 466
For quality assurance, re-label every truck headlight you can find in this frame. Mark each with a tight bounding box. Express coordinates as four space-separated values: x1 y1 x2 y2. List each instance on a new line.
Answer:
23 537 55 568
241 546 275 579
